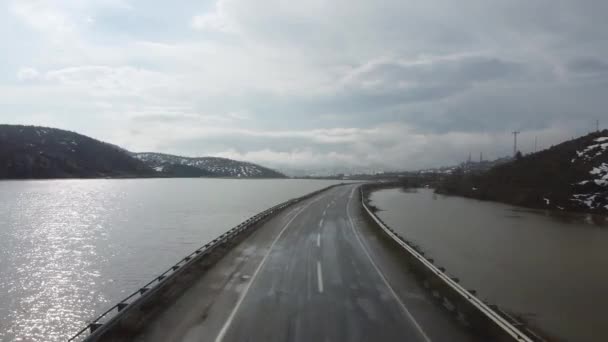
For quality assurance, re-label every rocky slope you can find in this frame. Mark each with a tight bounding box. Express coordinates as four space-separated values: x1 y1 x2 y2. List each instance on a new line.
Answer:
437 130 608 213
0 125 154 179
134 152 286 178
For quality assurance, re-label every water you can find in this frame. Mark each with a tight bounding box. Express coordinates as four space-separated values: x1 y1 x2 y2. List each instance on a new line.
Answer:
0 178 345 342
371 188 608 342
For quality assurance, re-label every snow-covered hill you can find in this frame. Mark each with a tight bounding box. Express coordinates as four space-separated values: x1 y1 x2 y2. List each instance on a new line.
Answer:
134 152 286 178
437 130 608 213
570 135 608 210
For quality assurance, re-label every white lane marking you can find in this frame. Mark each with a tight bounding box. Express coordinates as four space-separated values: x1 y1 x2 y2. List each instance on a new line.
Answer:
319 218 324 228
323 209 327 216
215 196 325 342
316 233 321 247
346 188 432 342
317 261 324 293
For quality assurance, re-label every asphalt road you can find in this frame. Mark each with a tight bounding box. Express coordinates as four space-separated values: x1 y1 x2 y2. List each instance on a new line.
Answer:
134 185 479 342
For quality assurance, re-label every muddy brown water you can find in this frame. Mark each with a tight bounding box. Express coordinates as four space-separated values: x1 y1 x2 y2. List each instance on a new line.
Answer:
371 187 608 342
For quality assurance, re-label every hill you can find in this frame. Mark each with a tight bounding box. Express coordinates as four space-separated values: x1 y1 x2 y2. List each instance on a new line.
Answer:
156 163 216 178
134 152 286 178
437 130 608 213
0 125 286 180
0 125 154 179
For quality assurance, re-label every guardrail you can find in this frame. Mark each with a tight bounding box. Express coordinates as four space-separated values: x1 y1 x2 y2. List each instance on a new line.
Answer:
68 184 340 342
359 185 545 342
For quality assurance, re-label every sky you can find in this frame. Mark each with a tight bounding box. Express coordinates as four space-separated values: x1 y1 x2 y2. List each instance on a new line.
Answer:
1 0 607 173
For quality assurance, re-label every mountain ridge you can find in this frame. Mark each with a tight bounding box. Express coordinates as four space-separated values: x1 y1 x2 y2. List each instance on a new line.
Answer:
134 152 286 178
0 125 285 179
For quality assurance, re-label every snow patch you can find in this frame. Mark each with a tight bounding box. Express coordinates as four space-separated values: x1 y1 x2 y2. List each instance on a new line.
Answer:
589 163 608 187
573 139 608 162
571 193 604 209
590 163 608 175
134 153 275 177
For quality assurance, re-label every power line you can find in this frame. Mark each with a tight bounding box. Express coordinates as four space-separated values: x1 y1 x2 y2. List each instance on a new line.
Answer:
512 131 520 156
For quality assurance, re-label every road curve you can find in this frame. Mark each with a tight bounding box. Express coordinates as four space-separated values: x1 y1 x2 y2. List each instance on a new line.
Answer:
134 184 479 342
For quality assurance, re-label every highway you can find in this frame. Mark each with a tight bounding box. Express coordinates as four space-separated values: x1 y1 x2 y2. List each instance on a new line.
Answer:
133 184 479 342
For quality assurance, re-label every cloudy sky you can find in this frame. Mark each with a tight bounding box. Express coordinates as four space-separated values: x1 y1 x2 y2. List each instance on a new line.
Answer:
1 1 607 172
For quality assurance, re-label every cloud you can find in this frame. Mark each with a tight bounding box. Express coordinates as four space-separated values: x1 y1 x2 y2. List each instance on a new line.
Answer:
197 122 575 172
3 0 608 172
42 65 177 98
17 67 40 81
10 1 76 42
131 112 247 125
567 57 608 74
213 149 361 171
342 56 522 90
191 0 238 33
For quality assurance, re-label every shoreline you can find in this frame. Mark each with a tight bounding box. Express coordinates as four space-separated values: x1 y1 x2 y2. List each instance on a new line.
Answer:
435 187 608 218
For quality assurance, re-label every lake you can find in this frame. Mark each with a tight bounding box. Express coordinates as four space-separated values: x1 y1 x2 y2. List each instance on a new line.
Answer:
0 178 345 342
371 188 608 342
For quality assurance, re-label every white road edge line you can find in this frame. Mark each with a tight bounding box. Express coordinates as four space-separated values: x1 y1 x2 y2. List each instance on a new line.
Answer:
346 187 433 342
317 261 324 293
214 196 325 342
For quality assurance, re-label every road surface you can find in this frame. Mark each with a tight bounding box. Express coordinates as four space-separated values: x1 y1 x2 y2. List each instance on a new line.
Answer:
134 184 479 342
